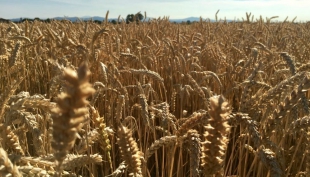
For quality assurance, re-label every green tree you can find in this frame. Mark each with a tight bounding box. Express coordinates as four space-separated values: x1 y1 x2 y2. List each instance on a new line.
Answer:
34 17 41 21
126 14 134 24
111 19 117 24
94 20 102 24
126 12 144 24
136 12 144 21
22 18 33 23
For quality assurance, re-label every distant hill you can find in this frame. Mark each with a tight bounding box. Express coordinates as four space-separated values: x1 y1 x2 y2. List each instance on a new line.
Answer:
9 18 22 22
170 17 202 23
53 16 107 22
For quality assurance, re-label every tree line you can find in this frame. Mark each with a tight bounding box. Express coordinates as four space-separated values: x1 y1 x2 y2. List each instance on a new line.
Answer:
0 12 145 24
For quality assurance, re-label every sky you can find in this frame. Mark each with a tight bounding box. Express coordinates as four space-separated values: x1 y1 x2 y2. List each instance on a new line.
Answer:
0 0 309 22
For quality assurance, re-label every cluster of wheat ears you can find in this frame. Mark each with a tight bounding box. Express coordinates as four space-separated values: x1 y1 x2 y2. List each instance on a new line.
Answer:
1 11 310 177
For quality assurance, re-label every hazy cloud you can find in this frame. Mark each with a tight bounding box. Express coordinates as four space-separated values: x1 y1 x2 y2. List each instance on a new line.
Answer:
0 0 308 21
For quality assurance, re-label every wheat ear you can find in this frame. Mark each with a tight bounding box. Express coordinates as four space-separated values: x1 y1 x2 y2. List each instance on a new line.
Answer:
0 148 21 177
257 146 283 177
62 154 102 170
201 95 231 176
146 135 178 160
186 129 201 177
117 125 144 177
51 63 95 174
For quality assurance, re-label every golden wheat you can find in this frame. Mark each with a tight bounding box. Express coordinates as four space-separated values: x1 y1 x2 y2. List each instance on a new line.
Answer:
1 12 310 176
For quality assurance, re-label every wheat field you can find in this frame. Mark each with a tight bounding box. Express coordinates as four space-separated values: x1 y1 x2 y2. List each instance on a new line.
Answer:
1 12 310 177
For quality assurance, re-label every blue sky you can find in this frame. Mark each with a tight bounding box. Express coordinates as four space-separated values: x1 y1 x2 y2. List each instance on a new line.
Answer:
0 0 309 21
